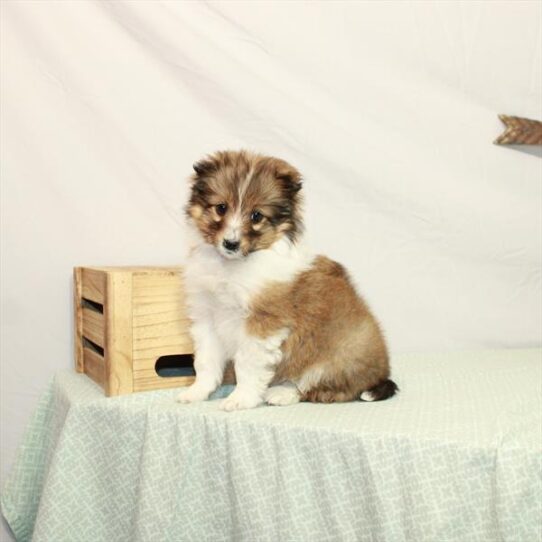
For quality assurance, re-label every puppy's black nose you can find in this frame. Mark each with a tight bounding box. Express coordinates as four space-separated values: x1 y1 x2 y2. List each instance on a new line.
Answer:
222 239 240 252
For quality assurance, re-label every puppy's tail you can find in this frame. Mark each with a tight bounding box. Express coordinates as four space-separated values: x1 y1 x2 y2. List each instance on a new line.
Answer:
360 379 398 402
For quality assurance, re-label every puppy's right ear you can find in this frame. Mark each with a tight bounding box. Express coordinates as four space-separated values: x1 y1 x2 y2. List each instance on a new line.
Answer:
192 157 216 177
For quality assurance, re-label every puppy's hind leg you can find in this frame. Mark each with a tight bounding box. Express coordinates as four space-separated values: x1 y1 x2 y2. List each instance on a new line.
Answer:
265 382 300 406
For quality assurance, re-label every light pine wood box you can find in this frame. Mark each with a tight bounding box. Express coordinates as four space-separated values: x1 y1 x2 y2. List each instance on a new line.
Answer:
74 266 195 396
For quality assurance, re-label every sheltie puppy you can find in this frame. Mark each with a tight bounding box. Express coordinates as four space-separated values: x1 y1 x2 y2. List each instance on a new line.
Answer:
176 150 397 411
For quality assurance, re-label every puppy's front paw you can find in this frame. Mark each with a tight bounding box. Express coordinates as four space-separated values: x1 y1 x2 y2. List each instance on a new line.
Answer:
220 389 262 412
176 384 210 404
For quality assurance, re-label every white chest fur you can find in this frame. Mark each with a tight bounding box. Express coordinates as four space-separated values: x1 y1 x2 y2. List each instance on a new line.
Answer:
183 237 313 355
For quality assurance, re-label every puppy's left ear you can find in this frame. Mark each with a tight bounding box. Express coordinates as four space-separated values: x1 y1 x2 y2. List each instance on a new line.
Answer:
276 163 303 194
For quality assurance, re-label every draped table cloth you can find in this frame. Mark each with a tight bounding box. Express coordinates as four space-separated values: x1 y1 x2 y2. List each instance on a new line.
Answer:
2 349 541 542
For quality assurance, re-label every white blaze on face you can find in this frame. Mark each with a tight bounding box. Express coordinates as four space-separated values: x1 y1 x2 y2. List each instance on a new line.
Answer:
218 168 254 259
218 210 244 259
223 211 243 244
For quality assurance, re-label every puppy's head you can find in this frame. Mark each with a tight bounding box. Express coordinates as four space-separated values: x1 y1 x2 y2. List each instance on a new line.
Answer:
186 150 303 259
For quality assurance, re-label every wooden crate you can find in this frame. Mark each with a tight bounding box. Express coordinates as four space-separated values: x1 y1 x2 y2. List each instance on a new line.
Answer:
74 266 195 396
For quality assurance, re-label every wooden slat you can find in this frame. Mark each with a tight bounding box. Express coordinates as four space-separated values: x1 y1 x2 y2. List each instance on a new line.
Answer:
133 361 235 392
134 367 194 380
133 304 190 320
132 335 193 353
83 347 105 388
132 271 187 304
82 307 105 348
81 268 106 304
87 266 183 273
133 373 195 392
133 319 192 340
74 268 84 372
133 339 194 369
105 273 133 396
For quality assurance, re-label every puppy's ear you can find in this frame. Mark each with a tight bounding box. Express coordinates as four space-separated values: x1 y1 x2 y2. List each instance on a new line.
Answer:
276 163 303 194
192 157 217 178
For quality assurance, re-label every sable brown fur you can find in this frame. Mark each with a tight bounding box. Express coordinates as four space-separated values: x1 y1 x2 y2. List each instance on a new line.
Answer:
247 256 392 403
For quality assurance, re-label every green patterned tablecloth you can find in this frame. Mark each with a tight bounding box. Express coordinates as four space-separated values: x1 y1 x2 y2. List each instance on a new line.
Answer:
2 349 541 542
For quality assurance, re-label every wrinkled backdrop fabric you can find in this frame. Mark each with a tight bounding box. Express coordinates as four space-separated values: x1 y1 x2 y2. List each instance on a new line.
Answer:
1 1 541 538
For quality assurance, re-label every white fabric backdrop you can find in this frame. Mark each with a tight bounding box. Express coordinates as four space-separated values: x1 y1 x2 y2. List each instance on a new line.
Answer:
1 1 541 537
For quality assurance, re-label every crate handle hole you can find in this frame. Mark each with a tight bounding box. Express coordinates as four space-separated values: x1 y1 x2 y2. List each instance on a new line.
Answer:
82 298 104 314
155 355 195 378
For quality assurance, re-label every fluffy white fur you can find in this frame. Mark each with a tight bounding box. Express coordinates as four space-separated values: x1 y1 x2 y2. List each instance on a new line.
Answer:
264 382 301 406
177 226 313 411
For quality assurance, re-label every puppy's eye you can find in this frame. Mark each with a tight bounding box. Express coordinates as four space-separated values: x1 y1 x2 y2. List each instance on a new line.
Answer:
251 210 263 224
215 203 227 216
